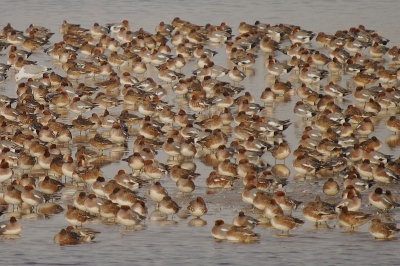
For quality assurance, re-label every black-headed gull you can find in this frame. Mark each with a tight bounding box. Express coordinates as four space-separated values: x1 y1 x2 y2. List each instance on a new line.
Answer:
15 64 51 81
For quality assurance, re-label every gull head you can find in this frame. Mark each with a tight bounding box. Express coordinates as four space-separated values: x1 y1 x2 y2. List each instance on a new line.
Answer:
15 73 22 81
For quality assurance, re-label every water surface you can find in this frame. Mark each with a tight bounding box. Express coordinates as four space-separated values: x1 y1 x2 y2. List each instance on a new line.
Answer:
1 1 400 265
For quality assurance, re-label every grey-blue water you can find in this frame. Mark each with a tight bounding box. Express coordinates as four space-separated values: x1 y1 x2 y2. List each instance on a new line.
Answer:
1 1 400 265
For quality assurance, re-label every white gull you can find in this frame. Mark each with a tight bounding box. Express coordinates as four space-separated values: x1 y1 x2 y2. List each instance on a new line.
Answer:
15 65 51 81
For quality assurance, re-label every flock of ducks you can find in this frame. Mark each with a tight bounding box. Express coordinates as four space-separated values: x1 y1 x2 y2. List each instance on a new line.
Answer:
0 17 399 245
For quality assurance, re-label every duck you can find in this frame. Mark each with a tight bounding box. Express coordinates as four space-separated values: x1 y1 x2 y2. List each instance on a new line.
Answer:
371 162 399 184
273 191 302 213
271 213 305 234
335 189 362 212
158 196 181 218
343 173 374 192
299 65 328 84
369 218 400 239
268 141 291 162
38 176 64 195
289 27 315 44
0 216 22 235
228 66 246 83
205 171 236 188
54 228 91 245
211 220 233 240
337 206 372 231
386 116 400 133
302 196 336 226
293 101 316 119
322 178 340 196
148 181 168 205
187 197 208 218
263 199 284 219
260 87 276 105
176 176 195 195
116 205 145 228
64 205 96 227
142 160 168 180
89 133 114 152
4 185 23 209
292 154 320 176
369 187 400 211
265 56 293 78
21 185 49 209
242 184 263 206
113 170 147 191
226 227 260 242
232 211 259 229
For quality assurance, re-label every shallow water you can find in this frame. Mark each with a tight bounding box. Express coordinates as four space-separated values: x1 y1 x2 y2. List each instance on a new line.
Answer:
1 1 400 265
